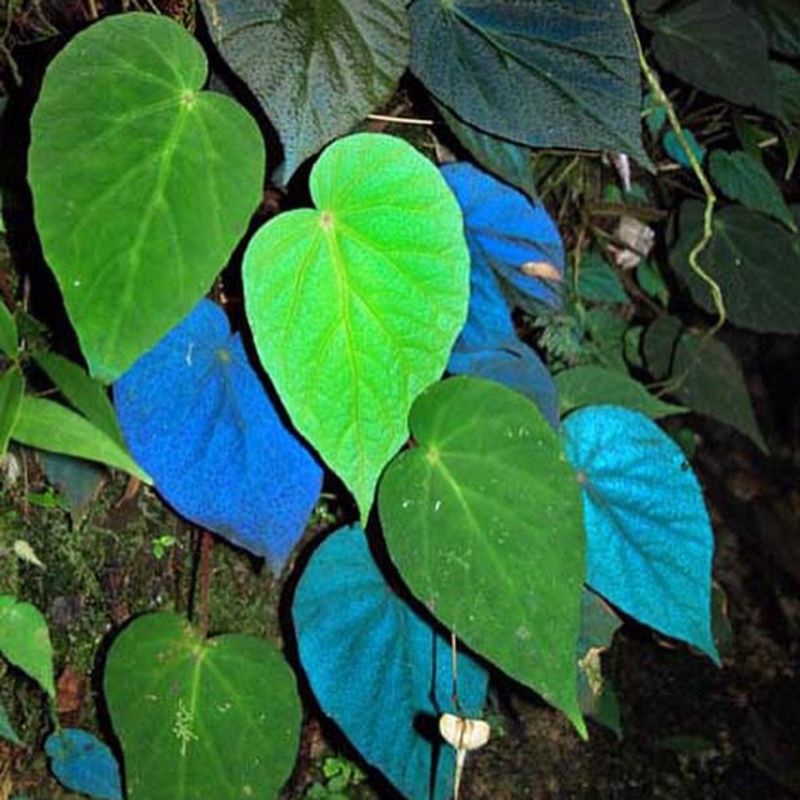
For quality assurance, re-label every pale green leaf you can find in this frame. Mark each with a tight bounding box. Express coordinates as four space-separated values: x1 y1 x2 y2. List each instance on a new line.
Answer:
105 612 301 800
244 133 469 518
0 595 55 698
709 150 796 231
28 13 265 382
201 0 409 183
378 377 586 734
11 396 151 482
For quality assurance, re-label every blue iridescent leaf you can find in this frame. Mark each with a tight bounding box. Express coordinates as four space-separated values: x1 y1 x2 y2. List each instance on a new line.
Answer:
114 300 322 568
45 728 123 800
563 406 719 662
449 341 559 429
292 524 489 800
441 162 564 310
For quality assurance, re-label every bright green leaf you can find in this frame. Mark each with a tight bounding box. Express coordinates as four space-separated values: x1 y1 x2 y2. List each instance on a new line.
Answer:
671 201 800 333
105 612 301 800
0 366 23 456
0 302 18 360
244 133 469 518
410 0 647 162
645 0 778 114
200 0 408 183
0 595 55 698
28 12 265 383
709 150 796 231
556 365 686 419
11 396 151 482
378 376 586 734
34 352 125 446
644 315 768 453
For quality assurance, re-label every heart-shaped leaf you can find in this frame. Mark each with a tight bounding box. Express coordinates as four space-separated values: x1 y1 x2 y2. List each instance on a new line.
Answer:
29 12 265 382
0 595 55 698
563 405 719 662
45 728 123 800
200 0 409 183
244 133 469 519
671 201 800 334
293 524 488 800
114 300 322 567
379 376 586 733
104 612 301 800
410 0 647 161
643 315 767 452
441 162 564 313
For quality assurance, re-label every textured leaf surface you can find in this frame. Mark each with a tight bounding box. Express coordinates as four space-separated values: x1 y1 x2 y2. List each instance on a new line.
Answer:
644 0 778 113
293 524 488 800
0 595 55 697
671 201 800 333
45 729 123 800
115 300 322 567
28 13 264 382
449 343 559 430
244 133 469 518
556 365 685 419
643 315 767 452
441 163 564 311
12 397 150 482
410 0 646 161
201 0 408 183
105 613 301 800
563 406 719 661
379 377 586 732
436 102 538 200
34 352 125 446
0 366 23 456
709 150 796 231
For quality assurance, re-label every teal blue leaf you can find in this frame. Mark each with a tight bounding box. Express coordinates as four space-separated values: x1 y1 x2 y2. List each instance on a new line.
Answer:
563 406 719 662
663 128 706 169
410 0 647 162
293 524 488 800
115 300 322 567
39 452 105 519
45 728 123 800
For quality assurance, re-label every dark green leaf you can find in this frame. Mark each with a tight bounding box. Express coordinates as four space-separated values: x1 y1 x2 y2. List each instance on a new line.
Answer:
709 150 795 231
584 308 629 372
379 376 586 734
636 260 669 305
12 397 151 481
773 62 800 125
29 13 265 382
34 352 124 446
38 452 106 520
556 365 685 419
645 0 778 113
0 366 23 456
735 0 800 57
0 698 21 745
0 595 55 698
576 251 628 304
644 315 768 452
410 0 647 162
671 201 800 333
105 613 301 800
201 0 409 183
0 302 18 360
